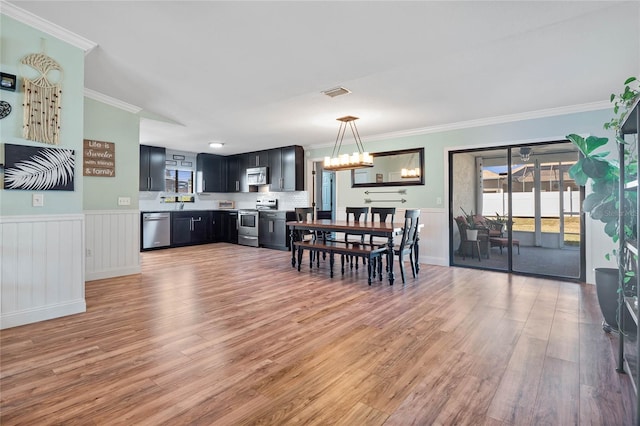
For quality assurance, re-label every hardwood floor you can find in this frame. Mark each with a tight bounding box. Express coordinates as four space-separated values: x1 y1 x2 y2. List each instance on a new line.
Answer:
1 243 636 425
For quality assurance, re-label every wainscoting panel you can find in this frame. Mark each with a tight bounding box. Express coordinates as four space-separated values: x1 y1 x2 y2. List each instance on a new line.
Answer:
84 210 140 281
0 214 86 329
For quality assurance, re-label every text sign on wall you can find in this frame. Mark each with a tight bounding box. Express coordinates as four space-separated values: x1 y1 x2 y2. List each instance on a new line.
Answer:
83 139 115 177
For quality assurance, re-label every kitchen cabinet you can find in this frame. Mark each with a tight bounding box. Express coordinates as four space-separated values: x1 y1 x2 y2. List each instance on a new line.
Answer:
225 155 244 192
139 145 166 191
220 211 238 243
269 145 304 192
171 211 211 246
196 153 225 193
259 210 287 250
246 151 269 168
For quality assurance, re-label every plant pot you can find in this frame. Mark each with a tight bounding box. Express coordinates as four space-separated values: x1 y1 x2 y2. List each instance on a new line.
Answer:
594 267 619 331
466 229 478 241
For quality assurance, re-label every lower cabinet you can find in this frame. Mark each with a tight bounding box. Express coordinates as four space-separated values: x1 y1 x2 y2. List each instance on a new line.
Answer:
259 211 287 250
171 211 211 246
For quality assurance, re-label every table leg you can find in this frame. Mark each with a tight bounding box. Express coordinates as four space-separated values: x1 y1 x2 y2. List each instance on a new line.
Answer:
387 236 395 285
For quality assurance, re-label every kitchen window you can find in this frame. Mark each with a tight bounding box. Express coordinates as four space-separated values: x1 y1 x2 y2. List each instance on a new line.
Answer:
163 169 195 203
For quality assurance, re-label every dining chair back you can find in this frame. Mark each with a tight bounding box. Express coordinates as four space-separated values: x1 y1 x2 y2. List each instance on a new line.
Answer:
394 209 421 283
370 207 396 245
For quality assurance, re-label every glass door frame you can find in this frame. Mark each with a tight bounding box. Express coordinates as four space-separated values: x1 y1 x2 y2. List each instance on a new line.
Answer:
448 141 586 282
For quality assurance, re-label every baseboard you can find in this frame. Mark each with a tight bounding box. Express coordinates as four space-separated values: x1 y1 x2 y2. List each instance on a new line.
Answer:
85 266 142 281
0 299 86 329
420 255 448 267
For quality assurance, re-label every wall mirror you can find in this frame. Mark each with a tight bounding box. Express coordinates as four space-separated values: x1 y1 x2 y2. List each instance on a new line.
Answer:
351 147 424 187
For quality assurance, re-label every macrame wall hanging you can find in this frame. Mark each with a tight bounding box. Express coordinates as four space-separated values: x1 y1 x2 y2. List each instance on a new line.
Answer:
21 51 63 145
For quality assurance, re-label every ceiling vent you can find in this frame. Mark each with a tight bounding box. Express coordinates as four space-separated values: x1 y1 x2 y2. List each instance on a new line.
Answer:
322 86 351 98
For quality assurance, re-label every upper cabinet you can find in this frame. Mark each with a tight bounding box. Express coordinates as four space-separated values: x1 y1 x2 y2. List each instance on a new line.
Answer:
139 145 166 191
155 146 304 194
270 145 304 192
225 155 242 192
246 151 269 168
196 153 225 193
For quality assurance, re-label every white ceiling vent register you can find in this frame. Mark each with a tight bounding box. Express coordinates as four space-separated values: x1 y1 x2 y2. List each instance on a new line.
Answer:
322 86 351 98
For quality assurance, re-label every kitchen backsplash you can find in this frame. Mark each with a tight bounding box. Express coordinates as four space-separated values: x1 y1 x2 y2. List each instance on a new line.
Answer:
139 190 310 211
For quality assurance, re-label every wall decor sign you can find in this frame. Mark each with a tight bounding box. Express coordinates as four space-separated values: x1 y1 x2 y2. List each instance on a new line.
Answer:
0 100 11 119
21 53 63 145
3 143 75 191
0 72 17 91
83 139 115 177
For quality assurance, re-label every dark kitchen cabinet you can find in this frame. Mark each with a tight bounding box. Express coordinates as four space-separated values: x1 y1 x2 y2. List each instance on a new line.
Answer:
171 211 211 246
259 210 287 250
211 211 224 242
246 151 269 168
225 155 244 192
139 145 166 191
269 146 304 192
196 153 225 193
220 211 238 243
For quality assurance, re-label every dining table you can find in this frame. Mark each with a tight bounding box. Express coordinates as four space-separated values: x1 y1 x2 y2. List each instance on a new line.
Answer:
286 219 420 285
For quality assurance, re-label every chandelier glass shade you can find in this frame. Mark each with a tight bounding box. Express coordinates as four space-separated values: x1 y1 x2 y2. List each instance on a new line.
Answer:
323 116 374 171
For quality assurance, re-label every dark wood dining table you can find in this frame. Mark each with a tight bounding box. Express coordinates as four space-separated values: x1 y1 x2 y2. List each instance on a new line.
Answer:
286 219 419 285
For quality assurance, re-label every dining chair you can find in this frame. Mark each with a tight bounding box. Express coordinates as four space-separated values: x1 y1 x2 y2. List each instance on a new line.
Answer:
344 207 369 269
369 207 396 245
294 207 317 266
393 209 421 284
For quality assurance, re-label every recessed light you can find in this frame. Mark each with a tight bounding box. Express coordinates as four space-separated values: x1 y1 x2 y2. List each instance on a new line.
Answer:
209 142 224 149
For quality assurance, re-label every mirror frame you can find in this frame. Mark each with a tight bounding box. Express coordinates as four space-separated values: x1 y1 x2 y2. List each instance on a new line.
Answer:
350 147 425 187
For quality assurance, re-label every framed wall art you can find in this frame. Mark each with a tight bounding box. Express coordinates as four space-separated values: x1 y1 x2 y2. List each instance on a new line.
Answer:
0 72 17 91
3 143 75 191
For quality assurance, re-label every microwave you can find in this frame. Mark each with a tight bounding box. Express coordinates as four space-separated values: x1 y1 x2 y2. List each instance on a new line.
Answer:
247 167 268 186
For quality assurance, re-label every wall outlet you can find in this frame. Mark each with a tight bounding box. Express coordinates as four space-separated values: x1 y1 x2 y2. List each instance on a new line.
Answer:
86 249 92 257
436 197 442 205
32 193 44 207
118 197 131 206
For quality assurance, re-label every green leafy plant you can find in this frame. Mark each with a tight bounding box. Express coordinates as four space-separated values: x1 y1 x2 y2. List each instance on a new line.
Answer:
567 77 639 300
459 207 479 229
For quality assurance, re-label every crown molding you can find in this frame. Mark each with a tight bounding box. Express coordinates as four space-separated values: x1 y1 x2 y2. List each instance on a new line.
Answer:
366 100 612 143
1 1 97 54
84 88 142 114
309 100 611 151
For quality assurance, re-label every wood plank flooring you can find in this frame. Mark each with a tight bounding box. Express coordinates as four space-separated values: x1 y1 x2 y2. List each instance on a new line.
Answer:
1 243 636 425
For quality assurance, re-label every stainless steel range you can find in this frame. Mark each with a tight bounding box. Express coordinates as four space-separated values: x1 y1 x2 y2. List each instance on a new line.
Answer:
237 198 278 247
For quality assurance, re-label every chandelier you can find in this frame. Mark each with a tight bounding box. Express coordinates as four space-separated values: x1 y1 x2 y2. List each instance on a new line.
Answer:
401 167 421 178
323 115 374 171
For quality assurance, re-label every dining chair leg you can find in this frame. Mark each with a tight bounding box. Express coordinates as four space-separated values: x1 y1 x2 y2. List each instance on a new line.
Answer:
329 252 335 278
378 255 383 281
297 247 303 271
341 254 345 275
398 255 406 284
367 259 373 285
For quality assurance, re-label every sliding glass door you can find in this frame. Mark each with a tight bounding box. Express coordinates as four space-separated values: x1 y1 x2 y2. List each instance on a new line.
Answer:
450 141 584 281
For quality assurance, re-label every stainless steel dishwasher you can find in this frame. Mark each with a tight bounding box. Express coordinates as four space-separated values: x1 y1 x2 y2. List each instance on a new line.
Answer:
142 212 171 249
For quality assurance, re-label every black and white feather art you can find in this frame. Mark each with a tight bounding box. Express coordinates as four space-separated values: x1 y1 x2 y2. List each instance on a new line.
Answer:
4 143 75 191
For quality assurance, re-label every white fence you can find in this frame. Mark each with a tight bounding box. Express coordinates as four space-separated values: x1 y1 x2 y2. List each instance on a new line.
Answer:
482 190 581 218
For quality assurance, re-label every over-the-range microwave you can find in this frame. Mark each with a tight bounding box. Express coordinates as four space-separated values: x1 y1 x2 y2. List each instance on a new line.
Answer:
246 167 268 186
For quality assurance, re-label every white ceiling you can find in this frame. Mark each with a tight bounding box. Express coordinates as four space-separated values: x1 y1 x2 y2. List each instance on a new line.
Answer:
5 1 640 155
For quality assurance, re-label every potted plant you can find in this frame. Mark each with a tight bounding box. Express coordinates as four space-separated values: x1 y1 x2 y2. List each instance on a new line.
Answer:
567 76 639 332
460 207 480 240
